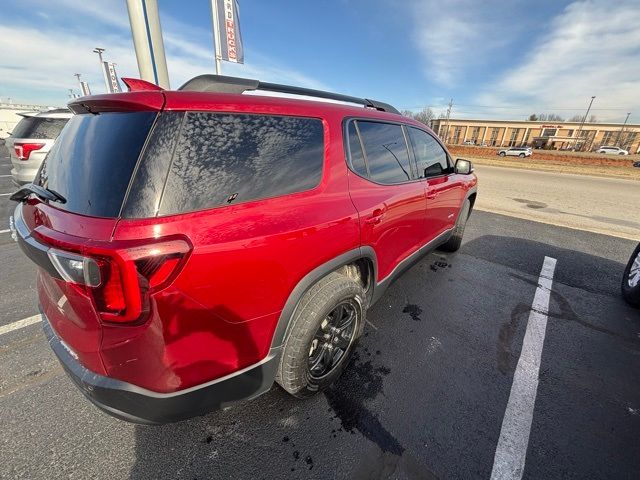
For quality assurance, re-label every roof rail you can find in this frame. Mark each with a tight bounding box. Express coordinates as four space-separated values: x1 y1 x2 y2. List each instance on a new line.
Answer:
178 74 400 114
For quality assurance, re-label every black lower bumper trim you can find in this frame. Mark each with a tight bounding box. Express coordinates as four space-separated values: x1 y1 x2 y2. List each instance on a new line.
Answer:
42 312 279 424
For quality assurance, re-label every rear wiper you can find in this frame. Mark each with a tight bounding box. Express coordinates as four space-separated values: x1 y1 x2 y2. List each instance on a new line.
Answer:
9 183 67 204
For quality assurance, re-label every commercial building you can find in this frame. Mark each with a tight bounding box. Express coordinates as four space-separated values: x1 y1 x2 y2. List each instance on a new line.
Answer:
430 118 640 153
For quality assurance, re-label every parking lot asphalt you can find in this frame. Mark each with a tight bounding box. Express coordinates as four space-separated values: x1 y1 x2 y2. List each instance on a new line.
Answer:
0 149 639 479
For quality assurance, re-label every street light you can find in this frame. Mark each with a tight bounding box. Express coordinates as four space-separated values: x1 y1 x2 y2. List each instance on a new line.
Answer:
615 112 631 147
573 96 595 151
92 47 110 92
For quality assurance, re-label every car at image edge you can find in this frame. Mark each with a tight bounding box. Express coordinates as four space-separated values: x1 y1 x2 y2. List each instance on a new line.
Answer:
622 243 640 307
6 109 72 186
596 145 629 155
497 147 532 157
10 75 477 424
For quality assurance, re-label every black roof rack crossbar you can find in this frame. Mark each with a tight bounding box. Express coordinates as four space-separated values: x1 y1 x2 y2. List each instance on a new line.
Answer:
178 74 399 114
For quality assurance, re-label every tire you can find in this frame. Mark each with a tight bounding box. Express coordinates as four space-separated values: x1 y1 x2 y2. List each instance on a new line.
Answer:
439 199 471 252
499 152 506 157
276 272 365 397
519 153 525 158
621 243 640 307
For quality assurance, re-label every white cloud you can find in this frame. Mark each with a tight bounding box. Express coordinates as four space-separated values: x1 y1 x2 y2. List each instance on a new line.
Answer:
476 0 640 122
0 0 328 104
409 0 519 85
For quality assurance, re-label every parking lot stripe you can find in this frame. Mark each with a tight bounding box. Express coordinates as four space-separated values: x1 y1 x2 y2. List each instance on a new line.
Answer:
490 256 557 480
0 315 42 336
0 229 9 234
0 174 10 177
0 192 12 196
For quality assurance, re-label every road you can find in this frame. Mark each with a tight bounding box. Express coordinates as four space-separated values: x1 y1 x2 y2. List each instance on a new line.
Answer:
474 165 640 240
0 151 639 479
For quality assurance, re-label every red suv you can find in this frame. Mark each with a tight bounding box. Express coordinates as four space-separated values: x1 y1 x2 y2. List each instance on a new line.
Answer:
11 75 477 424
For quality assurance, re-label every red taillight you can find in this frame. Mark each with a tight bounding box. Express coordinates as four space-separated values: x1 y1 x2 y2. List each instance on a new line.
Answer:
43 234 192 325
14 142 45 160
94 262 127 314
94 238 191 324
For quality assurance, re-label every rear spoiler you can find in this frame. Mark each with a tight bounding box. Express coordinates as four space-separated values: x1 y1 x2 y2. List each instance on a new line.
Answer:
68 92 165 114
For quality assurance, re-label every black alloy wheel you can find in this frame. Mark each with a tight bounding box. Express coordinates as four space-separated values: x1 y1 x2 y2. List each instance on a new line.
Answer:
308 300 358 379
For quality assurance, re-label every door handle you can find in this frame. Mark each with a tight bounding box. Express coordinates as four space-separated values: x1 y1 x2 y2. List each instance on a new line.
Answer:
364 208 385 225
427 191 438 200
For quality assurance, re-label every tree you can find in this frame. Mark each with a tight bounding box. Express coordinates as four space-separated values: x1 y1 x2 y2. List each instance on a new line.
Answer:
547 114 565 121
588 115 598 123
528 114 538 121
401 107 435 126
568 114 583 122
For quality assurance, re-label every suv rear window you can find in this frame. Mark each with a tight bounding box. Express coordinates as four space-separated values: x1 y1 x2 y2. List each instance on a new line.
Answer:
11 116 69 139
156 112 324 216
38 112 157 217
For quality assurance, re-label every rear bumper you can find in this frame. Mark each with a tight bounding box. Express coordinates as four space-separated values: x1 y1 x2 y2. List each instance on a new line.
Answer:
42 311 280 424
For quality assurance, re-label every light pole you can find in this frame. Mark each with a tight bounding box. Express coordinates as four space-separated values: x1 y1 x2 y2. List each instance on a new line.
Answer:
573 96 595 151
125 0 170 88
615 112 631 148
92 47 110 92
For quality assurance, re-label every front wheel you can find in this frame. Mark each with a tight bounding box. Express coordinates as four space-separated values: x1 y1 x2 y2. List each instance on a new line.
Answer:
276 272 365 397
622 243 640 307
519 153 525 158
439 199 471 252
499 152 506 157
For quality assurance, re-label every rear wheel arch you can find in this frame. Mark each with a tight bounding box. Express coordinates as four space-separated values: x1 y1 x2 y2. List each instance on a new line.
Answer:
270 248 378 350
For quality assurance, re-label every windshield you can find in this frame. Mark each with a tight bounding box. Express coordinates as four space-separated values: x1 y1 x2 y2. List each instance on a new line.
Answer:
37 112 157 217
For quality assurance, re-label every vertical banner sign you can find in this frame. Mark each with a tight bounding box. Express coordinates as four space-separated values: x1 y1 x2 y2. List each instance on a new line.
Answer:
102 61 122 93
80 81 92 96
215 0 244 63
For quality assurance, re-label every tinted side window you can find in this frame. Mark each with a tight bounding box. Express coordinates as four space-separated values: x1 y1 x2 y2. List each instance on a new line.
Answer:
347 122 368 177
12 117 69 139
357 121 412 184
159 113 324 215
408 127 449 178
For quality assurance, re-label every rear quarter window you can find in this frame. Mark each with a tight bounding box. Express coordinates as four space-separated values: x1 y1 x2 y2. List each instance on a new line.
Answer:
11 116 69 139
158 112 324 216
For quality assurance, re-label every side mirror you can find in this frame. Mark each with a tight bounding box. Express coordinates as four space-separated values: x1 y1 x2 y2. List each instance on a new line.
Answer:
424 163 444 177
455 158 474 175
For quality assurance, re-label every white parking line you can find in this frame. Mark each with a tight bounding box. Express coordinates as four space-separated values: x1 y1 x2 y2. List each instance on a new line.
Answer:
0 314 42 336
0 174 11 178
0 229 9 234
490 256 557 480
0 192 12 196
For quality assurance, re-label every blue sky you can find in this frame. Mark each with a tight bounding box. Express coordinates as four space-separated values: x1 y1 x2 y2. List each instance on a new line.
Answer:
0 0 638 122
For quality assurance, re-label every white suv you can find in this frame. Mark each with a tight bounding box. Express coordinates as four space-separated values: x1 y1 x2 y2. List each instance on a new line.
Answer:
596 146 628 155
497 147 532 158
7 109 72 186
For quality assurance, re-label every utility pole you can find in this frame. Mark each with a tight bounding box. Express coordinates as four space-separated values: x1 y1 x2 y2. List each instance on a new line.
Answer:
443 98 453 144
92 47 111 92
615 112 631 147
573 96 595 151
125 0 170 88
